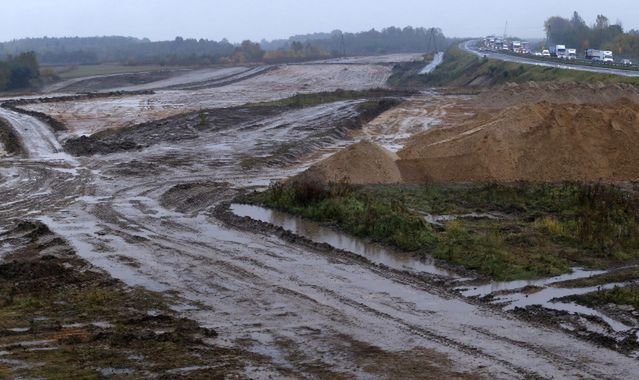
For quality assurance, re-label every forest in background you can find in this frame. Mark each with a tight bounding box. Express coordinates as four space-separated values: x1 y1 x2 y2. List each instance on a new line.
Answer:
545 12 639 58
0 27 449 67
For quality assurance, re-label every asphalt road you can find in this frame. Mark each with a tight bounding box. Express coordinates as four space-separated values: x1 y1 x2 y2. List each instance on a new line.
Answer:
461 40 639 78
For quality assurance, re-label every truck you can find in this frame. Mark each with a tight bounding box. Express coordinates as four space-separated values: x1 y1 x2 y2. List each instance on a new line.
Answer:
553 45 568 59
586 49 614 63
511 41 522 53
567 49 577 60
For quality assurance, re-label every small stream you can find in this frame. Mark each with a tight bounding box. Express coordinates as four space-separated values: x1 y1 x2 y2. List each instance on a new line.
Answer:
230 203 456 278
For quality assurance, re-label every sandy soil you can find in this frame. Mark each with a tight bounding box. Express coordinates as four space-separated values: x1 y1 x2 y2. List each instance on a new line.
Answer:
398 98 639 182
473 81 639 109
295 140 402 185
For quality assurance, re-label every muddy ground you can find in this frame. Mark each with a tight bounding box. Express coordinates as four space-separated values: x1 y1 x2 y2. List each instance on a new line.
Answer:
0 220 269 378
1 55 639 378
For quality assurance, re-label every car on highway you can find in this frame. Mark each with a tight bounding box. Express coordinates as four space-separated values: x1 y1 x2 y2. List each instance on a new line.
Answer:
542 50 551 57
622 59 633 66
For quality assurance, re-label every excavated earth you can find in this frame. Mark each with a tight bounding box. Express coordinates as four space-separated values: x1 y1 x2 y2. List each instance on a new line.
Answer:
303 82 639 183
2 60 639 378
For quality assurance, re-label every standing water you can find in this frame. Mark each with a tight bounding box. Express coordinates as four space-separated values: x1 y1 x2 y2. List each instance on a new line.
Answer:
230 203 456 278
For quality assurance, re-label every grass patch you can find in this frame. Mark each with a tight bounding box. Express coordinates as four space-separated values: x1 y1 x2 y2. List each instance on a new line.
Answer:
572 285 639 310
246 181 639 280
390 45 639 89
248 180 436 251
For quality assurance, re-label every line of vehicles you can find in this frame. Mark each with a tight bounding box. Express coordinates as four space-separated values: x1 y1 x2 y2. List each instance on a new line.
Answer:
481 37 633 66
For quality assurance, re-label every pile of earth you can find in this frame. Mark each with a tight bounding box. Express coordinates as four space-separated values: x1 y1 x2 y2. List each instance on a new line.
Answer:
397 98 639 182
473 81 639 109
292 140 402 185
297 97 639 184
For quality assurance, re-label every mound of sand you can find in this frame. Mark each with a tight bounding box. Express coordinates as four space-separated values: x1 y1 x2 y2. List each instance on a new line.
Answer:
398 99 639 182
474 81 639 109
294 140 402 185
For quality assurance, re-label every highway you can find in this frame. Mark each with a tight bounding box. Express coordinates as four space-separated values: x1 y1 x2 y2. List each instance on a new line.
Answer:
461 40 639 78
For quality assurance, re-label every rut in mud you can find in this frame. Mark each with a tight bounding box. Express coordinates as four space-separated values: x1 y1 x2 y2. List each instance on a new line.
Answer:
1 59 639 378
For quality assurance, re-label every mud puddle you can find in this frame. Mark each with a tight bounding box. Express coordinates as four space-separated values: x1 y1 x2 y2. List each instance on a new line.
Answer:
231 203 457 278
458 268 638 342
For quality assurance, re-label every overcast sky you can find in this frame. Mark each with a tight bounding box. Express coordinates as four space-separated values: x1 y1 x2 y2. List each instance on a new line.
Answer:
1 0 637 43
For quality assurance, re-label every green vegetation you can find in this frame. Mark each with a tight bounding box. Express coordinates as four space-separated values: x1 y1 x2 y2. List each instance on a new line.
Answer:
390 45 639 89
246 182 639 281
249 180 436 251
572 285 639 311
0 52 40 91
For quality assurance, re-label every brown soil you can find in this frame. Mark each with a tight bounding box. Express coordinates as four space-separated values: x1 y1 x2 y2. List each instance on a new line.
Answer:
0 220 271 378
294 140 402 185
0 117 24 156
398 99 639 182
473 81 639 109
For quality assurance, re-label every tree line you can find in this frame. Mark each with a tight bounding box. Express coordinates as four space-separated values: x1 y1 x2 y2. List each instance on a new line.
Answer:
0 26 450 67
545 12 639 58
0 52 40 91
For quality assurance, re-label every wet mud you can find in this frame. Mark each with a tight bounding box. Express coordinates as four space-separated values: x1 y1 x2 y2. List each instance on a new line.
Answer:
1 56 639 378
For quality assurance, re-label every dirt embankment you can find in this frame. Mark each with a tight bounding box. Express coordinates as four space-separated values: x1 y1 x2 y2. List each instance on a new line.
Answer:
473 81 639 109
0 117 24 156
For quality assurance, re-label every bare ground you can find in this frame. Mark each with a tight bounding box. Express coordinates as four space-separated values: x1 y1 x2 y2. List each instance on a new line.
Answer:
1 66 639 378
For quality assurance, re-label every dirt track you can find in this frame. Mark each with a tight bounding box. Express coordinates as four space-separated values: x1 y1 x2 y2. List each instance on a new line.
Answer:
1 59 639 378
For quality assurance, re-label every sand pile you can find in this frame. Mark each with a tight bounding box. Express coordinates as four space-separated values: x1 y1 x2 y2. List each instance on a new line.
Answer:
398 99 639 182
294 140 402 185
474 82 639 109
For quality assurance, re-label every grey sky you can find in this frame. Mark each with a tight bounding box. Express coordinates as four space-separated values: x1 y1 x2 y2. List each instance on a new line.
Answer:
1 0 637 43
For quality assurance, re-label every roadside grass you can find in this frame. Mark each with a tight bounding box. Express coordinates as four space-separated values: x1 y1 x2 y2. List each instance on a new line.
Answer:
245 181 639 281
389 45 639 89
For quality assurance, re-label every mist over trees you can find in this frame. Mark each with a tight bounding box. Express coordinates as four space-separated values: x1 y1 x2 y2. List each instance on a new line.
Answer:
545 12 639 58
0 26 450 67
0 52 40 91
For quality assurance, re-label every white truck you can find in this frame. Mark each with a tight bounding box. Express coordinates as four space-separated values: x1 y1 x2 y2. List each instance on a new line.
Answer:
554 45 568 59
567 49 577 60
586 49 614 63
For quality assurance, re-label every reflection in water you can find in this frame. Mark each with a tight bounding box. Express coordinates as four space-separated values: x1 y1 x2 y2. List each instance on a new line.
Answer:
230 204 455 278
458 268 608 298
